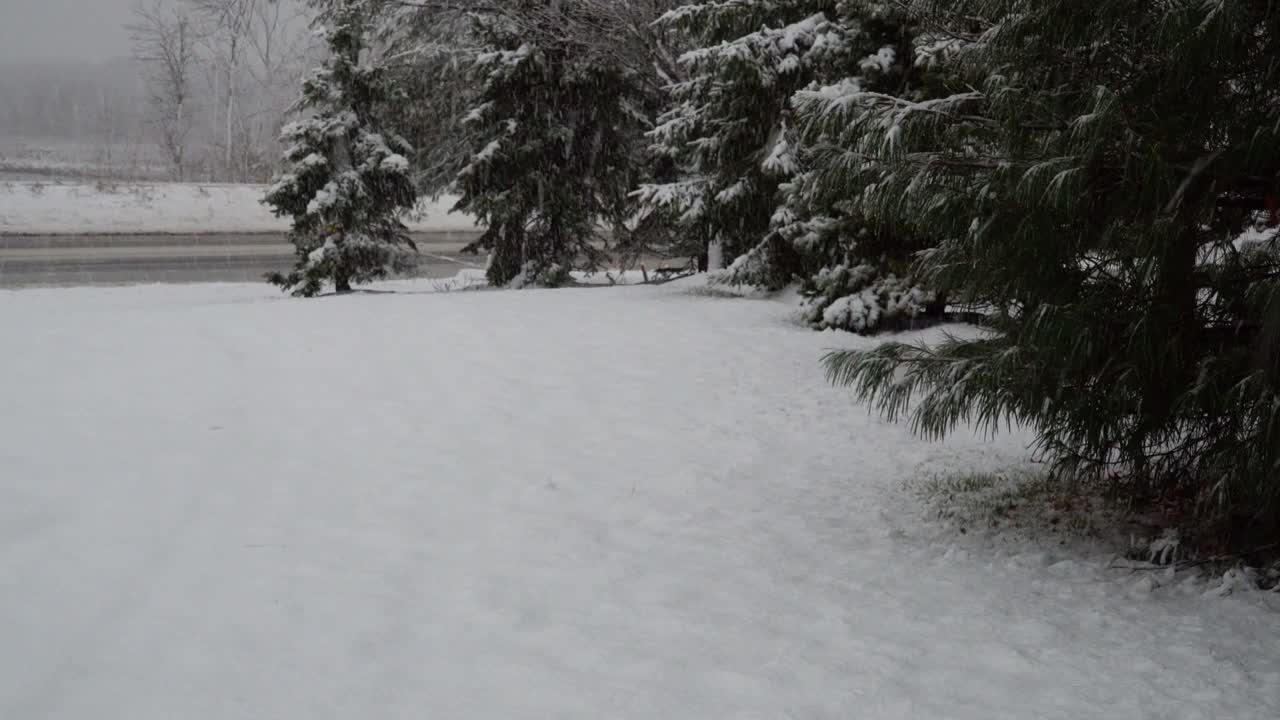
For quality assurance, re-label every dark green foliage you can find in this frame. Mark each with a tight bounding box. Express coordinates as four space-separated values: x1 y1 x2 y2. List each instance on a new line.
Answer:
775 2 942 329
781 2 928 257
646 1 940 333
452 2 650 287
824 0 1280 544
265 0 417 297
713 231 805 291
638 0 855 265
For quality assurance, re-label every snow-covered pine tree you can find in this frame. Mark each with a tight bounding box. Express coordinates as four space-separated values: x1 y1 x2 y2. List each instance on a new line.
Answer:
672 1 941 334
766 1 940 333
453 1 649 288
265 0 417 297
378 1 478 197
636 0 852 272
825 0 1280 546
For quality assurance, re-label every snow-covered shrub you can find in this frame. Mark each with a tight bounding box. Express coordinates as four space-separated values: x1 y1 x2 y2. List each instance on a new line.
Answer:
1207 567 1261 597
1146 528 1183 566
710 233 801 291
799 264 935 333
508 261 572 290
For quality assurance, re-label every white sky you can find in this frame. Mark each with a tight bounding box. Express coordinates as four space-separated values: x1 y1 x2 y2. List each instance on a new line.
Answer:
0 0 136 62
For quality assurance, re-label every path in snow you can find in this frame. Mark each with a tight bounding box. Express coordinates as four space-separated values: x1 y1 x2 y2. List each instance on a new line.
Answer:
0 281 1276 719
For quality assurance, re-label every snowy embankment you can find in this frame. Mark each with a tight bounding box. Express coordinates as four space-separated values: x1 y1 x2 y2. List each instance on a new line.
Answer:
1 280 1276 719
0 181 474 235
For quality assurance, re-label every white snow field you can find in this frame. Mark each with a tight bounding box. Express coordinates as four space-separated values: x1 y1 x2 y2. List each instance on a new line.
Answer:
1 280 1277 720
0 181 473 235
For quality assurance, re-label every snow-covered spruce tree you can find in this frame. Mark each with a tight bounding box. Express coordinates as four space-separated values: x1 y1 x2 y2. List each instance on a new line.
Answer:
636 1 853 272
776 1 944 333
636 1 937 332
825 1 1280 546
452 1 649 288
265 0 417 297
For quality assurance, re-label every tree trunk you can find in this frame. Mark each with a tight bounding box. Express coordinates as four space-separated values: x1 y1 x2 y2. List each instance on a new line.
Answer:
225 84 235 180
1133 223 1200 471
706 238 725 272
225 36 238 181
1259 282 1280 384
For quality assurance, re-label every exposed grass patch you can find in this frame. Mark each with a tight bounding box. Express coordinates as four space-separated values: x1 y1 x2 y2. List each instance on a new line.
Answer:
910 468 1118 541
912 469 1280 589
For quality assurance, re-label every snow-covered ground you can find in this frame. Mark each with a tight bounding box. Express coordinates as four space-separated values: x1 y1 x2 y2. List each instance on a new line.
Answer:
0 181 475 234
1 279 1276 719
0 136 169 183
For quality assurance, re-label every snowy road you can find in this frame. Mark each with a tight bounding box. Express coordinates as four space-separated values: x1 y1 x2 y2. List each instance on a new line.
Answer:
0 232 482 286
1 281 1277 719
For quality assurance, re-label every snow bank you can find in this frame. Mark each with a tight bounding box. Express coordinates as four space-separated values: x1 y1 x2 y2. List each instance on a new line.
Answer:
0 281 1276 719
0 181 477 235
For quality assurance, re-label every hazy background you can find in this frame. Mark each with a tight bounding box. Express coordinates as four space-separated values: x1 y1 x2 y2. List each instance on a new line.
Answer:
0 0 136 62
0 0 316 183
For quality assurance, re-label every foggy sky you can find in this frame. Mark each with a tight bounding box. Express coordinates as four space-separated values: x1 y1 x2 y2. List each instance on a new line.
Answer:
0 0 136 62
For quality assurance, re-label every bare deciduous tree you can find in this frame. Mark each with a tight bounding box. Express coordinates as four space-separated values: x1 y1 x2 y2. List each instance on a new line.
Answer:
129 0 200 180
242 0 315 179
187 0 258 180
182 0 319 182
